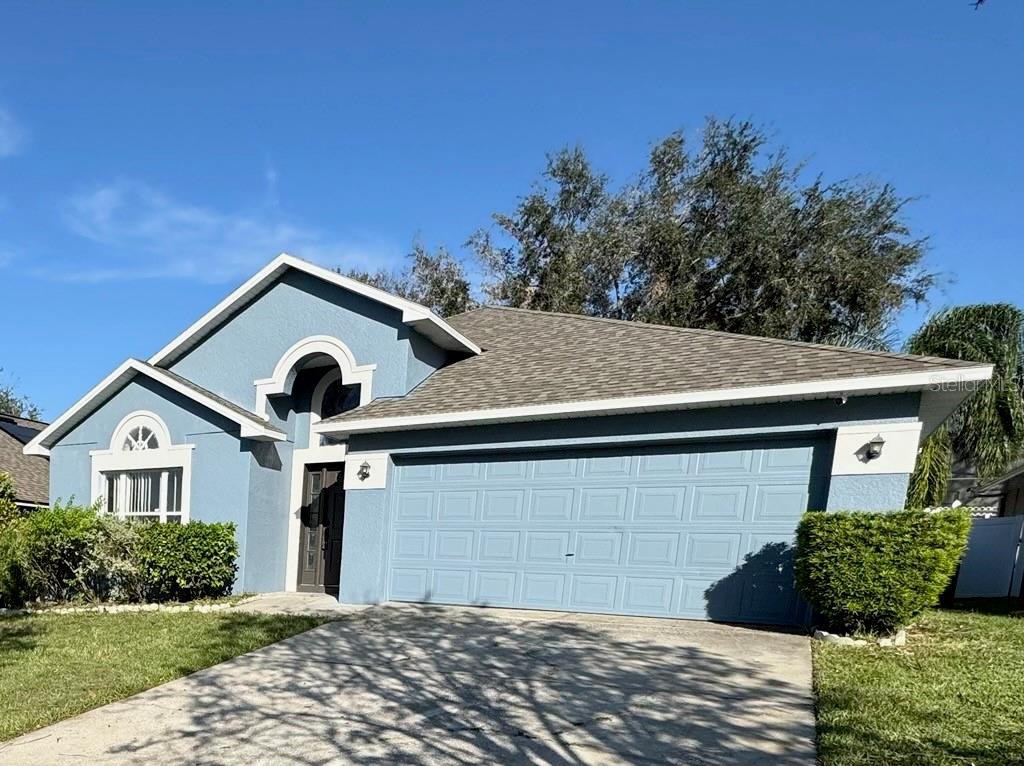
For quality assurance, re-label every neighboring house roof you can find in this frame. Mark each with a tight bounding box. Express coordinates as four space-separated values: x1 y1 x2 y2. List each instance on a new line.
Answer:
0 414 49 505
147 253 481 366
317 306 993 434
23 359 286 456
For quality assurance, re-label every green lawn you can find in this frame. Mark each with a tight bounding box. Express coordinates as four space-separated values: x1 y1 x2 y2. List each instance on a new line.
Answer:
814 601 1024 765
0 610 326 741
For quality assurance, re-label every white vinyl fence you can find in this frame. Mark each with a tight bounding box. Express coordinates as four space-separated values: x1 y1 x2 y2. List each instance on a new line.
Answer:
954 515 1024 598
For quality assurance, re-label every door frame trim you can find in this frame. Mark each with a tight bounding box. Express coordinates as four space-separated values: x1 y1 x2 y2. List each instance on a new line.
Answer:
285 444 347 592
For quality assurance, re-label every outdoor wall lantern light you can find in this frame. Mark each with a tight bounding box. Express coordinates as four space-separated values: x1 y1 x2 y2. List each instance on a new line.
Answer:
357 461 372 481
865 434 885 461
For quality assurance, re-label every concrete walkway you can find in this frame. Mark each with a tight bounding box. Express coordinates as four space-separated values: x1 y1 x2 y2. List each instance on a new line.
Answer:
0 604 815 765
232 591 369 618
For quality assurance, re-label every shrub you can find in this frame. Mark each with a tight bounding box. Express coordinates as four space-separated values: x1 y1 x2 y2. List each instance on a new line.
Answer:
0 503 237 607
0 471 17 525
137 521 238 602
0 516 29 608
20 502 105 603
0 472 28 606
795 508 970 635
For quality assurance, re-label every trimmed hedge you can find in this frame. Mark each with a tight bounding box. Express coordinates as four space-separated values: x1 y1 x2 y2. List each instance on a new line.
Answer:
0 504 238 607
137 522 237 602
795 508 970 635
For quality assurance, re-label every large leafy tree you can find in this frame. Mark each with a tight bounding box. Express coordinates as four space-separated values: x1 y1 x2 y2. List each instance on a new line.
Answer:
346 244 472 317
906 304 1024 507
470 118 934 345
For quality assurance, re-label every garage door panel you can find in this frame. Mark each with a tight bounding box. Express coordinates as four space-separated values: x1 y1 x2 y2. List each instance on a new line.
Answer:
395 492 434 521
690 485 749 522
575 531 624 566
633 486 686 521
437 490 477 521
479 530 521 562
441 462 484 482
638 452 690 477
395 462 437 483
393 529 432 560
533 457 579 480
529 488 576 521
627 532 681 567
753 485 810 521
390 568 430 600
481 490 525 520
475 571 518 604
679 578 721 617
583 454 633 478
696 448 754 474
623 576 675 614
580 487 629 521
684 532 743 568
485 460 528 480
388 440 823 624
435 530 475 561
522 573 567 606
432 569 472 601
525 531 572 564
737 576 801 624
570 575 618 610
760 444 816 472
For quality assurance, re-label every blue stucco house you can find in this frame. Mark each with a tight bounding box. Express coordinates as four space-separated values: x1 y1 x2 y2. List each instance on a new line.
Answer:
25 254 991 625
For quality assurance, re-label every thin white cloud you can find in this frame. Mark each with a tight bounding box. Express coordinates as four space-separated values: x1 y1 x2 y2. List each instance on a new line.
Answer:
264 159 280 208
0 107 28 157
57 179 401 282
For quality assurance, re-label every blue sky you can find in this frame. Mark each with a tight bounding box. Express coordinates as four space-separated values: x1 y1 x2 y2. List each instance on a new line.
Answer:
1 1 1021 419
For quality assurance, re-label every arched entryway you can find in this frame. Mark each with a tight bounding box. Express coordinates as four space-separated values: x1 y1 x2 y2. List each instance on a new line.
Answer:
254 335 375 595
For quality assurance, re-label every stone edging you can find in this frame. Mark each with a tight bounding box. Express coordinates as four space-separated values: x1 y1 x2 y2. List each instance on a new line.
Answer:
813 628 907 647
0 595 260 617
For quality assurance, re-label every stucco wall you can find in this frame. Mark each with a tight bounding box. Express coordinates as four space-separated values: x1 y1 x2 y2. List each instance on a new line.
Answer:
826 473 912 511
243 441 292 592
338 486 389 604
169 269 453 410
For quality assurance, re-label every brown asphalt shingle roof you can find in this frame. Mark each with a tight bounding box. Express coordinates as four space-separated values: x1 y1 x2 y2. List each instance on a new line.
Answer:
323 306 980 426
0 414 48 505
141 362 283 435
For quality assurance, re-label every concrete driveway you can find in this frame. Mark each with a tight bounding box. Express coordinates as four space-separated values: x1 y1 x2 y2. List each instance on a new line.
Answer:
0 605 815 765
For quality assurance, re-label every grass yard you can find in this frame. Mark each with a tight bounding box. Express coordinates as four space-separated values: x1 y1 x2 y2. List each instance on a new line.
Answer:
0 610 326 741
814 601 1024 765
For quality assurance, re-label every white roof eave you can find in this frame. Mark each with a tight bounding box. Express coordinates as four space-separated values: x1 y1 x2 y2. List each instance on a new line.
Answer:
147 254 480 367
23 360 285 457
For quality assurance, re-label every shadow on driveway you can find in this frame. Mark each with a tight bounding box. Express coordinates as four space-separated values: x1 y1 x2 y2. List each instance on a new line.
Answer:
1 604 815 765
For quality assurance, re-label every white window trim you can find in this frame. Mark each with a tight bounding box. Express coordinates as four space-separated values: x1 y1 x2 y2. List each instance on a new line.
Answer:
253 335 375 421
89 411 195 523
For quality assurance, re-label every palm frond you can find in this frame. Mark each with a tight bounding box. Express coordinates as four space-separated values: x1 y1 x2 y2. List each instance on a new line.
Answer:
906 428 953 508
907 303 1024 480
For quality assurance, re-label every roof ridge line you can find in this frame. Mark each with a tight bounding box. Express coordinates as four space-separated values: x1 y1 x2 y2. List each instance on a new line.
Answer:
465 306 973 369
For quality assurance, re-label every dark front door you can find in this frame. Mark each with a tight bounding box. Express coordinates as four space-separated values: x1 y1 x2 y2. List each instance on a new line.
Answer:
297 464 345 595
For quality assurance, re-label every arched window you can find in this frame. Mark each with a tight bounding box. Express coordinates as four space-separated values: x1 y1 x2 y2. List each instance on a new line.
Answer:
123 425 160 451
309 370 361 447
91 411 193 524
320 378 361 420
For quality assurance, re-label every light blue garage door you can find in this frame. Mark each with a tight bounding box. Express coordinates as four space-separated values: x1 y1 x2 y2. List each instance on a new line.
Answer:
386 438 829 625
